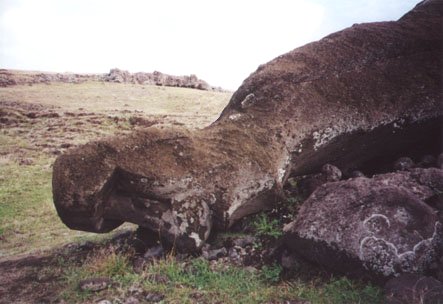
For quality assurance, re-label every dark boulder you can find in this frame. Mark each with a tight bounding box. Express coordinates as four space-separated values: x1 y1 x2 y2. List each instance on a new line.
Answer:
283 168 443 280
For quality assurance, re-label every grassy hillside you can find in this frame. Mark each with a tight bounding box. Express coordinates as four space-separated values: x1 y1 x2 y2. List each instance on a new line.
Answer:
0 82 382 303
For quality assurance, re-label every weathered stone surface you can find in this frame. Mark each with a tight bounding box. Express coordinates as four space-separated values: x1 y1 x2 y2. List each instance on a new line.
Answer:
53 1 443 252
437 153 443 169
283 168 443 280
296 163 343 198
384 274 443 304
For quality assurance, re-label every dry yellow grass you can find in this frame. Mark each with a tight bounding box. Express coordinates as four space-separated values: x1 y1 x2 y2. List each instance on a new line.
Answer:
0 82 232 128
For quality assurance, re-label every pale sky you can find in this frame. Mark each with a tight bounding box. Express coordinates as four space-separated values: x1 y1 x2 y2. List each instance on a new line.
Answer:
0 0 419 90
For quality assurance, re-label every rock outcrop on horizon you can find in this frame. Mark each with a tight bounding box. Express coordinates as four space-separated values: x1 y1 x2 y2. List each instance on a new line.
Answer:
53 0 442 256
0 68 222 91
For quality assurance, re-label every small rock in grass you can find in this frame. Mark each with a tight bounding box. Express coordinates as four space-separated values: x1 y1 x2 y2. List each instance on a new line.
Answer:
203 247 227 260
18 158 34 166
233 235 257 248
145 292 165 302
78 277 112 292
132 257 145 274
124 296 140 304
148 273 169 284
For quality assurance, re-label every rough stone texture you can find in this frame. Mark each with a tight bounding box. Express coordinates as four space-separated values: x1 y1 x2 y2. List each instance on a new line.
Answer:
437 153 443 169
53 1 443 252
283 168 443 280
296 164 343 198
384 274 443 304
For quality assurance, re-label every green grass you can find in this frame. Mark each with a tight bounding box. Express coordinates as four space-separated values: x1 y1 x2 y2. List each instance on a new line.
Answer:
0 155 135 256
251 213 283 239
60 247 382 304
0 157 57 254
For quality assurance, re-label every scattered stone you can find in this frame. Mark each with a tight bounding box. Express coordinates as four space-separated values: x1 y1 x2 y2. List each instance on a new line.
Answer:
321 164 342 182
228 247 240 261
60 143 72 149
128 116 157 127
25 112 38 119
132 257 145 274
384 274 443 304
124 296 140 304
78 241 95 251
39 112 60 118
127 284 144 295
190 291 204 301
393 157 414 171
97 300 112 304
297 164 342 198
78 277 112 292
266 301 311 304
145 292 165 303
233 235 257 248
18 158 34 166
203 247 228 261
148 274 169 284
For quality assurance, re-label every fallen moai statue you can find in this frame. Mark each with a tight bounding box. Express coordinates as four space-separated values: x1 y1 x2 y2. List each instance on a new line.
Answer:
53 0 442 252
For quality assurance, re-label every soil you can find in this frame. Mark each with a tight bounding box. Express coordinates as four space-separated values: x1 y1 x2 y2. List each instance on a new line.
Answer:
0 99 191 162
0 246 88 303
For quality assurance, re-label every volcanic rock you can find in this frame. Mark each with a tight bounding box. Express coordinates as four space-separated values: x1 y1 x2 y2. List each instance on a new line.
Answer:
283 168 443 280
53 0 443 252
384 274 443 304
296 163 343 198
